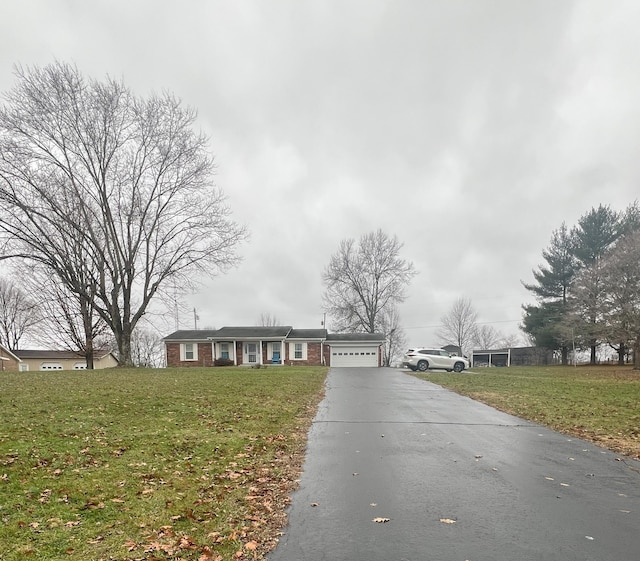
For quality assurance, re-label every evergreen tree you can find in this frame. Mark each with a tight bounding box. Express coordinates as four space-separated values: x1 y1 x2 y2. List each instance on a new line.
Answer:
522 223 577 364
570 205 626 363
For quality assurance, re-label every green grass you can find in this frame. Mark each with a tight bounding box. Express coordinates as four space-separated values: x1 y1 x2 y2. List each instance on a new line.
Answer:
415 365 640 459
0 366 327 561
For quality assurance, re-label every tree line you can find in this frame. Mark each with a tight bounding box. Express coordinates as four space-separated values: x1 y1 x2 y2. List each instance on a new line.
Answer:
522 202 640 368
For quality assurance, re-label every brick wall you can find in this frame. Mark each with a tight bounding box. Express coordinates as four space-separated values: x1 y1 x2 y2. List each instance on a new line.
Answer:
285 342 324 366
165 342 213 367
166 340 333 368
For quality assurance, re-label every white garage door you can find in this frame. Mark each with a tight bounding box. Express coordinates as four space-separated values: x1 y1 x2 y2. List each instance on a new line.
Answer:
330 346 378 367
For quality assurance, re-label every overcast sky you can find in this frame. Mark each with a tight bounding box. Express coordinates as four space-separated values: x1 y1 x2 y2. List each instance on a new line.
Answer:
2 0 640 347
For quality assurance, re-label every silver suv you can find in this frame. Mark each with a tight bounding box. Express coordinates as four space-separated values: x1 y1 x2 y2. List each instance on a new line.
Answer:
403 348 469 372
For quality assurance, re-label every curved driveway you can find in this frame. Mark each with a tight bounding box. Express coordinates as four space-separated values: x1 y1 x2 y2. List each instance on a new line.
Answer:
267 367 640 561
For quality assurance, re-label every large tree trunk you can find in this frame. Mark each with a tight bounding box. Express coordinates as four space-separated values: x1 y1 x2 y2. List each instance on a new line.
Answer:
561 345 569 366
590 341 597 365
634 336 640 370
618 342 626 366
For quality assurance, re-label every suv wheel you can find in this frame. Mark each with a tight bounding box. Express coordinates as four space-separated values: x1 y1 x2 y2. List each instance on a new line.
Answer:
453 362 464 373
417 360 429 372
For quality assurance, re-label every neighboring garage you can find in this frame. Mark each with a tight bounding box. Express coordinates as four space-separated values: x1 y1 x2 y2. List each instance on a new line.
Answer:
326 333 385 367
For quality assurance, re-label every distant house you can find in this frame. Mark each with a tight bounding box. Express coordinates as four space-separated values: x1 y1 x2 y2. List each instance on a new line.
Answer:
12 349 119 371
0 344 21 371
471 346 555 367
163 327 385 368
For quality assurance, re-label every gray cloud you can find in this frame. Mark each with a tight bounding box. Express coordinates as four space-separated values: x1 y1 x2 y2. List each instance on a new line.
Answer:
2 0 640 346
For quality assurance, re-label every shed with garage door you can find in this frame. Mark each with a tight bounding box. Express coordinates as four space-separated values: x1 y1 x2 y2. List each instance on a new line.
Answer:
326 333 385 367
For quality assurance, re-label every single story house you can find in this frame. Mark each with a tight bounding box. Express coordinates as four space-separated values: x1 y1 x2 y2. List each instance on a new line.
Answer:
0 344 21 371
12 349 119 371
163 326 385 368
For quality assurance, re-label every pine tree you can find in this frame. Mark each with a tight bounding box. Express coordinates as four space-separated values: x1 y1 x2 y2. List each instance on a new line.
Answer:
522 223 577 364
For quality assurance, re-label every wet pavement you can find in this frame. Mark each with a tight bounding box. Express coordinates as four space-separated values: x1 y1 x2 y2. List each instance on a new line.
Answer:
267 367 640 561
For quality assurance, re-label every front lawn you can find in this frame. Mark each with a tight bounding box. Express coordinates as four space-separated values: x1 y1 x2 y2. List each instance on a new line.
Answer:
0 366 327 561
414 365 640 459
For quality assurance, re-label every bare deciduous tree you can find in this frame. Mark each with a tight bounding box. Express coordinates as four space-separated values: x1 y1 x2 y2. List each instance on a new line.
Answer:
0 62 246 366
258 312 280 327
473 324 502 350
0 275 40 349
378 305 407 366
22 265 110 368
130 325 164 368
437 297 478 355
322 229 416 333
498 333 522 349
599 230 640 369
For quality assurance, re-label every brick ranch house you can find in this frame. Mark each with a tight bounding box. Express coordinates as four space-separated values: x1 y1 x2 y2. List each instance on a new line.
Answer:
164 326 385 368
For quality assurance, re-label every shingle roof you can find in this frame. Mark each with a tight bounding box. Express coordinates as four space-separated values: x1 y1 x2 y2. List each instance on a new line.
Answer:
215 326 293 339
288 329 328 339
162 327 385 343
12 349 115 360
326 332 385 342
163 329 219 341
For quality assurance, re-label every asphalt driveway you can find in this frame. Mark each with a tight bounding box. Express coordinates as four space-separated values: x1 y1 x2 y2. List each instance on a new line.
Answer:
267 367 640 561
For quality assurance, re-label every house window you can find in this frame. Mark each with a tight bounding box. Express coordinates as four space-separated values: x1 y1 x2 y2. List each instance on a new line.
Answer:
181 343 198 361
290 342 307 360
73 362 87 370
220 343 229 359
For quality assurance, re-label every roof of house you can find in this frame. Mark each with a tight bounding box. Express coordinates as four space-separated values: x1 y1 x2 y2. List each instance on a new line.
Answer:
13 349 115 360
326 332 385 342
0 344 21 362
288 328 328 339
163 329 219 341
163 327 295 341
214 326 293 339
162 328 385 343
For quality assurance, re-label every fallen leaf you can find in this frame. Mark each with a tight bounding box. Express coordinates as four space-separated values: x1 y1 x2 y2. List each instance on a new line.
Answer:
310 502 319 507
245 540 259 551
373 517 390 523
440 518 457 524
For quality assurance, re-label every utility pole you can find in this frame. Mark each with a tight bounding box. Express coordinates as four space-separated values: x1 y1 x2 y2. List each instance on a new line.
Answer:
194 308 199 330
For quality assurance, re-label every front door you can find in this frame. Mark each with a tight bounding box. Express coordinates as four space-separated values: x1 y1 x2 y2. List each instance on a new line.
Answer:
245 342 258 365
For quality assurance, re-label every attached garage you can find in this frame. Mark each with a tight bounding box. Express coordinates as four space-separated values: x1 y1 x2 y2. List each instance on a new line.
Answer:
326 333 385 368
